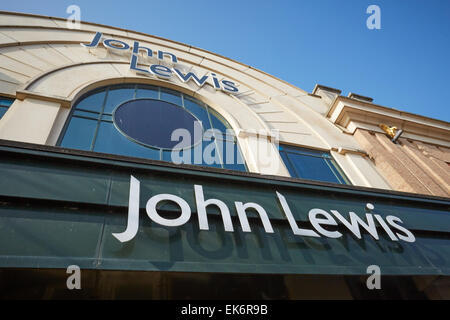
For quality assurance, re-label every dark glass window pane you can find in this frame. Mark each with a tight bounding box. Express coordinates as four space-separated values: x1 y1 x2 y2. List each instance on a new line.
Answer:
208 106 229 132
160 88 182 106
234 146 247 171
280 151 296 175
0 106 8 119
183 96 211 130
280 145 330 158
104 86 135 114
93 121 160 160
162 149 173 162
60 117 97 150
222 142 246 171
0 98 13 107
75 90 106 113
282 150 343 184
113 99 200 149
60 84 247 172
136 85 158 99
280 145 349 184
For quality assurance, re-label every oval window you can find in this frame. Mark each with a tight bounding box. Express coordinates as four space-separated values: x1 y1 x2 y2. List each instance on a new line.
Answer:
59 84 247 172
113 99 202 149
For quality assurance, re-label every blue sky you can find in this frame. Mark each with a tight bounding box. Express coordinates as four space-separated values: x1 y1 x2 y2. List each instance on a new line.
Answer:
2 0 449 121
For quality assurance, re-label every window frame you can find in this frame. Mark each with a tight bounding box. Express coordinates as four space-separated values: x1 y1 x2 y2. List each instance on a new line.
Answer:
279 144 351 185
57 84 247 172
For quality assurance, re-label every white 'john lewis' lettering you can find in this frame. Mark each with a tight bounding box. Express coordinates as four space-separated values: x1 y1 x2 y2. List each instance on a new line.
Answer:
112 176 416 243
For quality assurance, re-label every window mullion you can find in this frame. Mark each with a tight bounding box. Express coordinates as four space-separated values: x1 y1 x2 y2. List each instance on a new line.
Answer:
90 87 109 151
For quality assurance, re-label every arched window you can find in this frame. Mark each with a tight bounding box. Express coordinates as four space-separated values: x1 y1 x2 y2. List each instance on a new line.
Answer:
58 84 247 171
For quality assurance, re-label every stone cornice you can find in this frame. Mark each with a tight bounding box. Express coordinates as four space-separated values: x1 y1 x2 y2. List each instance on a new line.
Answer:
16 90 71 108
327 96 450 147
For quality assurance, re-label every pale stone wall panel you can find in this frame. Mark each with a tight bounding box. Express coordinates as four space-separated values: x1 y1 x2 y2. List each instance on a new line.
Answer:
0 98 61 144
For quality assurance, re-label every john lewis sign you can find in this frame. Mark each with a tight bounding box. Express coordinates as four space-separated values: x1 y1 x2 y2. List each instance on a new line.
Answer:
82 32 239 94
113 176 416 243
1 144 449 275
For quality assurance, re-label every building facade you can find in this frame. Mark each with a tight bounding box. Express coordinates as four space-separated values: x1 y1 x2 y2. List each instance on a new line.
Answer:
0 11 448 299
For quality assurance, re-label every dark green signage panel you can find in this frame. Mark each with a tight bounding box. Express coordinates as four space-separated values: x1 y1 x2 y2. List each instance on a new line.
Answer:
0 142 449 275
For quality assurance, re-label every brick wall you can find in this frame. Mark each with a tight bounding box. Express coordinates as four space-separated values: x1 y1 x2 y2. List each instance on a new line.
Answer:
354 129 450 197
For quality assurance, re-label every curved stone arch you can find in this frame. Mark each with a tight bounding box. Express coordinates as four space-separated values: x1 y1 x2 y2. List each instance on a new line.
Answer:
0 20 346 153
0 11 308 97
2 37 297 121
10 48 345 154
0 12 393 186
23 62 283 175
1 34 298 101
10 43 349 153
21 61 271 134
